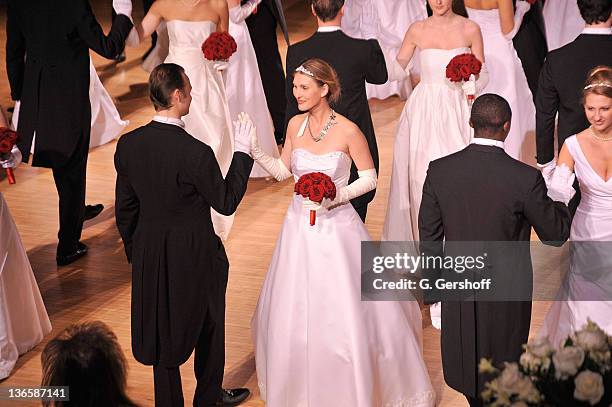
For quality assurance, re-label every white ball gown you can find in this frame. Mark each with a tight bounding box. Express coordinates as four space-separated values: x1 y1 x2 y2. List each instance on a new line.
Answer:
341 0 427 100
11 58 128 149
251 122 435 406
226 7 280 178
0 193 52 379
382 47 472 242
543 0 584 51
466 7 535 161
165 20 235 240
540 135 612 346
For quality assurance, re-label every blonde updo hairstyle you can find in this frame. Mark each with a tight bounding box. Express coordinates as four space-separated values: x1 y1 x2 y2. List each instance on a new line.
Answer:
295 58 341 106
582 65 612 101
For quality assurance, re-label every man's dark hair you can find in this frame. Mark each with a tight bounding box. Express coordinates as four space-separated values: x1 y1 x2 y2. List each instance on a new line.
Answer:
578 0 612 25
470 94 512 135
149 63 187 111
311 0 345 22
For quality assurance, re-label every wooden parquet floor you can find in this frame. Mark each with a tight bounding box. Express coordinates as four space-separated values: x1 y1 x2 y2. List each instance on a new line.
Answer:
0 1 552 406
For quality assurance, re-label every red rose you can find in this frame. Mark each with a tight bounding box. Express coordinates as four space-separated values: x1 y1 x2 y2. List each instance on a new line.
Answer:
299 178 313 196
309 184 325 203
469 58 482 75
0 128 18 154
459 65 472 80
446 66 461 82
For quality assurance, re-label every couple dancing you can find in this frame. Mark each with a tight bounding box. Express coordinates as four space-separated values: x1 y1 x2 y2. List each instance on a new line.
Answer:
126 0 280 240
115 60 435 405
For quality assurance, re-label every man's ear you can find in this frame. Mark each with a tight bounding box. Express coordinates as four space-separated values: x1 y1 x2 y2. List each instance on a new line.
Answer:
468 119 474 129
311 4 317 17
503 120 511 133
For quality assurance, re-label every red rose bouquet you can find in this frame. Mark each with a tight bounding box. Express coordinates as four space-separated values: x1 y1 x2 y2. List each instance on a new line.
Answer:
201 32 237 62
446 53 482 105
0 127 18 184
294 172 337 226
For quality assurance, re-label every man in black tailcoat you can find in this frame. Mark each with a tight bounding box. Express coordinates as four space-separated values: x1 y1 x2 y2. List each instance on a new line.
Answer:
244 0 290 145
420 94 572 407
285 0 387 221
115 64 252 407
6 0 133 265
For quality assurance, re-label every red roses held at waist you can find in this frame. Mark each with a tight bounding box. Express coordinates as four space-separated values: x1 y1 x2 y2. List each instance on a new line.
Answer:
202 32 237 61
294 172 337 226
446 53 482 83
0 127 19 184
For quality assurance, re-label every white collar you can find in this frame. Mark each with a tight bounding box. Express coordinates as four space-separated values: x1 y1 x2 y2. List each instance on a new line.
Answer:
471 138 505 149
152 115 186 128
582 27 612 35
317 26 342 33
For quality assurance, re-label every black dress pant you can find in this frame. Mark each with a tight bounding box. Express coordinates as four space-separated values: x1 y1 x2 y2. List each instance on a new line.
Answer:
465 395 484 407
52 131 88 255
153 252 228 407
246 7 287 145
352 202 368 223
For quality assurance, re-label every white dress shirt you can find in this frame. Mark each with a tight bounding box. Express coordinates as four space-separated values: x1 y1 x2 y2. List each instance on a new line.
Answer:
471 137 505 149
582 27 612 35
317 26 342 33
152 115 185 128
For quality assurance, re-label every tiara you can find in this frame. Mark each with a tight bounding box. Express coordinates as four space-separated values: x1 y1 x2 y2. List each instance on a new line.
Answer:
584 82 612 90
295 65 315 77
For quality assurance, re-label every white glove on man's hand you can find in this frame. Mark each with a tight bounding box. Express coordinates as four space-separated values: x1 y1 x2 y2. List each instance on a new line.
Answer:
213 61 229 72
547 164 576 205
233 112 254 155
113 0 133 18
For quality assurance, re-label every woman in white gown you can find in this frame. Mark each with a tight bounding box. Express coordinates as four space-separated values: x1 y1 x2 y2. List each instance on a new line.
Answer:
133 0 235 240
543 0 584 51
12 58 128 149
250 59 435 406
540 66 612 346
382 0 486 242
465 0 536 161
226 0 280 177
0 192 52 379
341 0 428 100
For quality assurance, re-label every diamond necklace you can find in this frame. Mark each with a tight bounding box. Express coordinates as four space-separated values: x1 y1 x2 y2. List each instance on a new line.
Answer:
307 110 337 142
589 126 612 142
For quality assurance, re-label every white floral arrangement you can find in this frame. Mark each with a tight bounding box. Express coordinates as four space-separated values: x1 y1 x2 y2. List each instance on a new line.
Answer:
480 319 612 406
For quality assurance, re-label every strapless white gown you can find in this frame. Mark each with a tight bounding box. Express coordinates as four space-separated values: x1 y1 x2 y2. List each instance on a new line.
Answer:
226 9 280 177
341 0 427 100
540 136 612 346
382 47 472 241
165 20 235 240
543 0 584 51
252 127 435 406
467 7 535 162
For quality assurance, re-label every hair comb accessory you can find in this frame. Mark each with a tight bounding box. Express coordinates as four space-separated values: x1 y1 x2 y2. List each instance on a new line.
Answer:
295 65 315 77
584 82 612 90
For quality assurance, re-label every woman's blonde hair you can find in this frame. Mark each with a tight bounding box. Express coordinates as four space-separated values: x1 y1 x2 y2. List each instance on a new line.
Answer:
294 58 341 106
582 65 612 101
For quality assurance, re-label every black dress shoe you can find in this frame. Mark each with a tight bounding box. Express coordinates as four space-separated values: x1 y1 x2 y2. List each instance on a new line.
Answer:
217 388 250 406
84 204 104 220
113 52 126 63
56 242 88 266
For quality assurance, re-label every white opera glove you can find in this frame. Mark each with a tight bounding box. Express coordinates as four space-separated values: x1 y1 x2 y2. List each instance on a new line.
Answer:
303 168 377 213
547 164 576 205
113 0 133 19
430 302 442 330
213 60 229 71
461 77 476 98
538 159 557 187
249 116 292 181
474 63 489 95
125 27 140 47
233 112 253 155
382 48 407 82
503 1 530 40
229 0 262 24
0 145 22 169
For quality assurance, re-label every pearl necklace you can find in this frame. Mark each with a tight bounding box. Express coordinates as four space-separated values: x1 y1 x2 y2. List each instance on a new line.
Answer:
589 126 612 142
307 110 337 142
